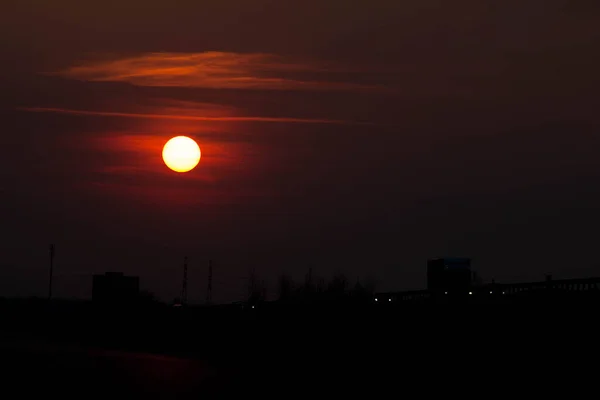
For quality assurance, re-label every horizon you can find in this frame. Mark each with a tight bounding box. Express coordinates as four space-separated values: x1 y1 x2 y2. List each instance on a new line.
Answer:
4 249 599 304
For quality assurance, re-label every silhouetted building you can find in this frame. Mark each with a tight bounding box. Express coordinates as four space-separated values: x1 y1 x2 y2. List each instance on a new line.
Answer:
427 258 472 292
92 272 140 304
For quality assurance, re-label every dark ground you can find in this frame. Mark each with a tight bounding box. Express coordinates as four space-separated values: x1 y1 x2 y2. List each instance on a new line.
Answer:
1 299 598 398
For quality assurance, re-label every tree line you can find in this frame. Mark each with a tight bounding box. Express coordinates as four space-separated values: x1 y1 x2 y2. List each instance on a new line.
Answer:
247 269 376 305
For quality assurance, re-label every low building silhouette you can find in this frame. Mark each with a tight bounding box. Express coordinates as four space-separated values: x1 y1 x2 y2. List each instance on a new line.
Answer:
375 272 600 304
92 272 140 304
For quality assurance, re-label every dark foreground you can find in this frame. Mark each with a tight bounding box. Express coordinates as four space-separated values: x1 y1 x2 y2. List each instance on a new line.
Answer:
1 299 598 398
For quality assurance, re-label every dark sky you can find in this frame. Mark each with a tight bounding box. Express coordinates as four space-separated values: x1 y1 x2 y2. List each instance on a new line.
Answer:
2 1 600 303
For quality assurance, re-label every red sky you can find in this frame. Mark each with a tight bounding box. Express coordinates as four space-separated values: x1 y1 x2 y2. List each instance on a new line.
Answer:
1 0 600 302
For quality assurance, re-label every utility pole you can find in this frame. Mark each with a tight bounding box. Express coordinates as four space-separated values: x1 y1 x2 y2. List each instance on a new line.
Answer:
181 256 188 305
48 244 55 300
206 259 213 305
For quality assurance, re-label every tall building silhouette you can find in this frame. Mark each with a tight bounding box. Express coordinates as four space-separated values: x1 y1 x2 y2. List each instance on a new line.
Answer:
427 258 472 292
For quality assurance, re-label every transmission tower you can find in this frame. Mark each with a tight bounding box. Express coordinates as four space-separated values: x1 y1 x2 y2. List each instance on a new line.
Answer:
48 244 55 300
206 259 213 305
181 256 188 305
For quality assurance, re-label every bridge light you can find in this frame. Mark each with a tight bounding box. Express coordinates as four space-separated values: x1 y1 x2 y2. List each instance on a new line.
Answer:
469 292 473 295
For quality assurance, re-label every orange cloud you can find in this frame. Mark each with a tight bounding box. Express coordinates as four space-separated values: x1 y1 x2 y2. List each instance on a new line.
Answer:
54 52 382 91
19 107 367 125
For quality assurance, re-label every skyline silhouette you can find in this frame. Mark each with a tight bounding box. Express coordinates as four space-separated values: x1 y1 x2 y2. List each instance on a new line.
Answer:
4 245 600 307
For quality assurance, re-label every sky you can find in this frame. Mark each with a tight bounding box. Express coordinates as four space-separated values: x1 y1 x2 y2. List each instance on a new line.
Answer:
1 0 600 303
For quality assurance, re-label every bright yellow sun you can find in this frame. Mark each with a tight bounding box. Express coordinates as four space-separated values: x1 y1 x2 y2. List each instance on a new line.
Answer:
162 136 201 173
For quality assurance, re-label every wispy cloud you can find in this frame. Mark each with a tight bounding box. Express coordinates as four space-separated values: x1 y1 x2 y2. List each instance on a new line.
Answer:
19 107 369 125
53 51 382 91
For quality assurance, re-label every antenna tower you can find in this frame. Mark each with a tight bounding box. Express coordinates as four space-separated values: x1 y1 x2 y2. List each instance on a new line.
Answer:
206 259 213 304
181 256 188 305
48 244 55 300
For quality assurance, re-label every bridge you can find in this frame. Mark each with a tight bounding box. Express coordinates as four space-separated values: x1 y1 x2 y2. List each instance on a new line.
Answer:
374 276 600 303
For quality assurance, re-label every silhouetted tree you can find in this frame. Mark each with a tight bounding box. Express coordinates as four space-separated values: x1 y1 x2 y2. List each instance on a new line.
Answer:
362 276 377 294
275 272 377 305
316 278 326 295
350 278 374 303
137 290 160 306
326 273 349 301
278 274 293 302
247 269 266 305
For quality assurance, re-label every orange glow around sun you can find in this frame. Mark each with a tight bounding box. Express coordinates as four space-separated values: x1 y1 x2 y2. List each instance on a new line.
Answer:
162 136 201 172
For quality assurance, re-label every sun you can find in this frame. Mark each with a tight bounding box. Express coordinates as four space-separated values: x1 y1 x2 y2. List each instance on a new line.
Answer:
162 136 201 173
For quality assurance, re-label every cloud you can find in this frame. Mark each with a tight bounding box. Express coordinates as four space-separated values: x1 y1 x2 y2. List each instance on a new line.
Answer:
19 106 369 125
53 51 382 91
